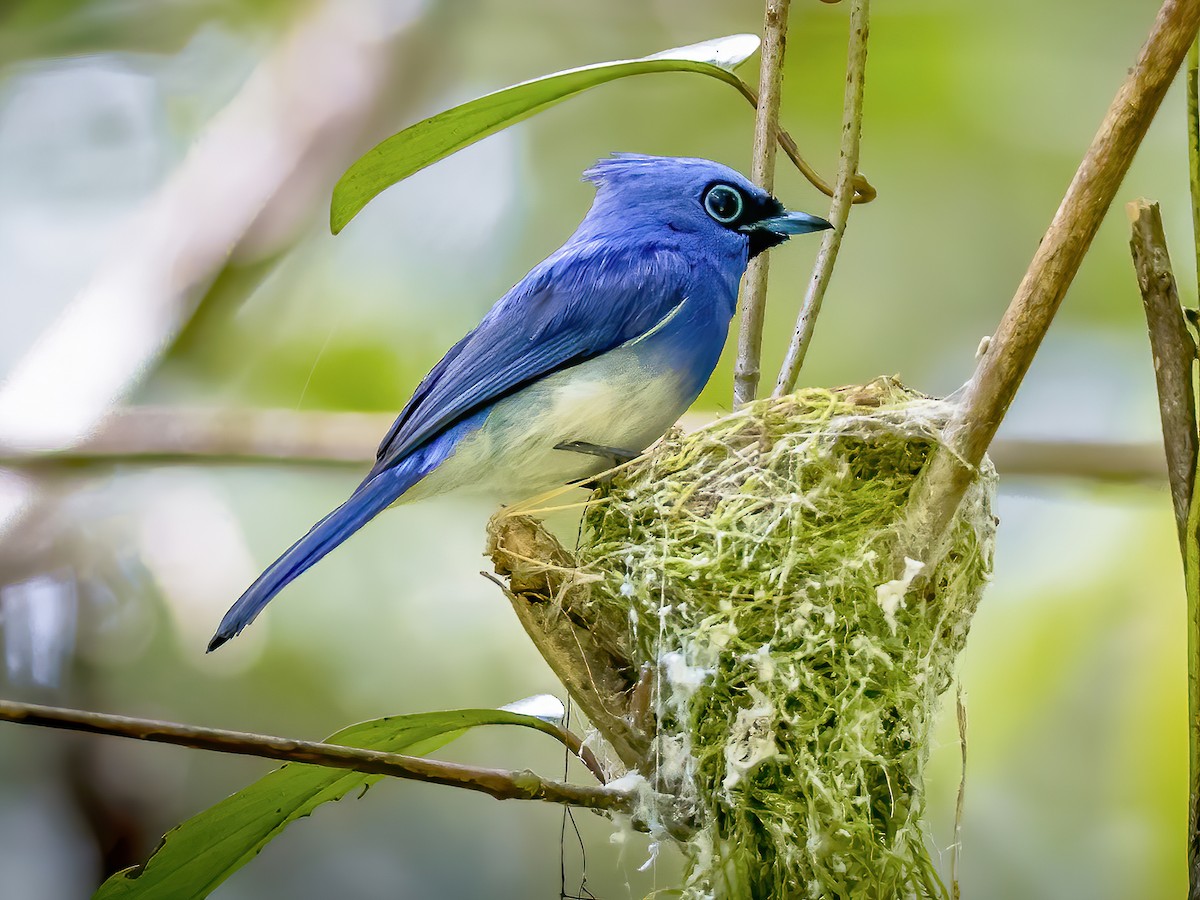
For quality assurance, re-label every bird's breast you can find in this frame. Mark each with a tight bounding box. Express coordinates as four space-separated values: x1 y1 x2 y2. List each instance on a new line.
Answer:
406 287 733 504
407 348 692 503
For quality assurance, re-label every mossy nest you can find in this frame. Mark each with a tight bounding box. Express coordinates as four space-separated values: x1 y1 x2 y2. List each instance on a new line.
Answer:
571 377 996 899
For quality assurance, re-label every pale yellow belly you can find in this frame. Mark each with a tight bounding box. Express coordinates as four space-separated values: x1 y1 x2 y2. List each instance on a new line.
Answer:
403 349 688 504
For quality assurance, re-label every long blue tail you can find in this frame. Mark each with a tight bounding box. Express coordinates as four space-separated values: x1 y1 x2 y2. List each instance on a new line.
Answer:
207 467 416 652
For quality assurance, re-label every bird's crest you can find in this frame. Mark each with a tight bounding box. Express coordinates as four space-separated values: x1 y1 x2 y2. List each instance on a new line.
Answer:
582 153 662 186
583 153 728 190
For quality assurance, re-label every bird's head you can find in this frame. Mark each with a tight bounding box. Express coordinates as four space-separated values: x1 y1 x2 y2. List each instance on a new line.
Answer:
580 154 832 259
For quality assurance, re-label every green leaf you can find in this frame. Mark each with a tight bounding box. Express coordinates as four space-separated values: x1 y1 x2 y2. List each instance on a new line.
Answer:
93 707 567 900
329 33 760 233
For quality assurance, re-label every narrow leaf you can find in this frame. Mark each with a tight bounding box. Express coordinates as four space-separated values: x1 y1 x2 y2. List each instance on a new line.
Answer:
93 708 566 900
330 34 760 233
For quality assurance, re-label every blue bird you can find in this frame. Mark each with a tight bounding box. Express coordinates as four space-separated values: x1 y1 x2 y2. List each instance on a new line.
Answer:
208 155 831 651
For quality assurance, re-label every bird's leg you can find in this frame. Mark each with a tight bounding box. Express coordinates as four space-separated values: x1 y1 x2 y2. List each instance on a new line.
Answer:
553 440 641 490
553 440 641 465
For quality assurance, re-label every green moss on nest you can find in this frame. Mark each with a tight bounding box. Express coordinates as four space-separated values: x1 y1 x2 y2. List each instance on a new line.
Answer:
577 378 996 899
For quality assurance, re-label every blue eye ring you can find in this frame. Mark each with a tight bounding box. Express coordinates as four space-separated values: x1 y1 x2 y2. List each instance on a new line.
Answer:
703 184 744 224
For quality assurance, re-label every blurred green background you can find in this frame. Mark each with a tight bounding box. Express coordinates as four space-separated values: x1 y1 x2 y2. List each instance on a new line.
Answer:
0 0 1188 897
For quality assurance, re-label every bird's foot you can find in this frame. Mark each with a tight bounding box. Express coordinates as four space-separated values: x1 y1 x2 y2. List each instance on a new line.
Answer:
554 440 641 490
553 440 641 465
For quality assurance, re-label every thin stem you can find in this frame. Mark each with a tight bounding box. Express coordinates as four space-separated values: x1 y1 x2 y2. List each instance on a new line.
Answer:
1188 36 1200 295
951 687 967 900
0 700 630 812
1186 460 1200 900
729 79 876 205
734 0 792 408
1185 36 1200 899
546 721 608 785
774 0 871 397
899 0 1200 567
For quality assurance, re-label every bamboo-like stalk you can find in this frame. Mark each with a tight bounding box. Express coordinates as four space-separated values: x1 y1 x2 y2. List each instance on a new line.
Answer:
899 0 1200 567
1186 459 1200 900
733 0 792 408
0 700 627 811
1188 37 1200 294
1184 36 1200 899
1128 199 1200 899
774 0 871 397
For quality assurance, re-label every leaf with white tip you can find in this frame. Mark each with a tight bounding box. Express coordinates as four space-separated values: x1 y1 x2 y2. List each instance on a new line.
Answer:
330 34 761 234
643 33 760 69
500 693 566 724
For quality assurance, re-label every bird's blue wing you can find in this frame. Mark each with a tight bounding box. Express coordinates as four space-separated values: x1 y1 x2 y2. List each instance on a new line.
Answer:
208 239 694 651
366 239 692 479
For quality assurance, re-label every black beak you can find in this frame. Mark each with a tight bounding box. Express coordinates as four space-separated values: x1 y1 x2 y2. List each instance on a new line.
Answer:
739 208 832 258
739 210 833 237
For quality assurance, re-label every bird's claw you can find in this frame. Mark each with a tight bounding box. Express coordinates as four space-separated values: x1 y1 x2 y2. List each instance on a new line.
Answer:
553 440 640 465
554 440 641 490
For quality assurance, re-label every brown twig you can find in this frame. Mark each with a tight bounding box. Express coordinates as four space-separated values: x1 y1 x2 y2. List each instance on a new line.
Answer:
1127 199 1200 898
774 0 871 397
0 700 629 812
1127 200 1198 545
734 0 792 408
900 0 1200 566
485 514 651 770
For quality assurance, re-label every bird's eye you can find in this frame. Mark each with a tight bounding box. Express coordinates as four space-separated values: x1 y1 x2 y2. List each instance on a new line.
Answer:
703 184 744 224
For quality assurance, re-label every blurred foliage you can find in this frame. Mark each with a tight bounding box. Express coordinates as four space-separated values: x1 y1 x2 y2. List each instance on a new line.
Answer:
0 0 295 65
0 0 1190 898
